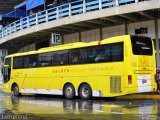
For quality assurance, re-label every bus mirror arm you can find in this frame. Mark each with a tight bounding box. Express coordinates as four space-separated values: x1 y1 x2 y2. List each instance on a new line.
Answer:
3 65 9 68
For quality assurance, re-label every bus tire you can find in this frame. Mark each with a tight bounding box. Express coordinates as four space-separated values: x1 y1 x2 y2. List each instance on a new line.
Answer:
12 84 20 97
64 84 75 99
79 84 92 100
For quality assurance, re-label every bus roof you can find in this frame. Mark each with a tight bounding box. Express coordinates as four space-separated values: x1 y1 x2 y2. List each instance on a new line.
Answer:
5 35 130 58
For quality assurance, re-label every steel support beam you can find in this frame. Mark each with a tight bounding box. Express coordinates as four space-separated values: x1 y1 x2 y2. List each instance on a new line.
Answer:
155 19 160 67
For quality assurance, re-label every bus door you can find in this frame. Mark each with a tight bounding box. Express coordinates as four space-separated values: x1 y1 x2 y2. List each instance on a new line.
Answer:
131 36 154 93
2 65 11 84
22 55 38 90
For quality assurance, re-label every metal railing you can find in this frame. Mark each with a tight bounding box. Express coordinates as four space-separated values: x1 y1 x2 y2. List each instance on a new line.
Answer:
0 0 147 39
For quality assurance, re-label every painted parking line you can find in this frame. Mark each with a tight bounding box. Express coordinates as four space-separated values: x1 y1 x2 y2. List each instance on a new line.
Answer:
117 94 160 100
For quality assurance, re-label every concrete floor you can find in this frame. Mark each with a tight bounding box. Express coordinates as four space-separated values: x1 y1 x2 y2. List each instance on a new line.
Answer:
0 90 160 120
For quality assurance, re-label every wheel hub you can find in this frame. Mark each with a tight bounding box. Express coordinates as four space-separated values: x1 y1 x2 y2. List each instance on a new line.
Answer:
66 87 73 96
82 87 89 97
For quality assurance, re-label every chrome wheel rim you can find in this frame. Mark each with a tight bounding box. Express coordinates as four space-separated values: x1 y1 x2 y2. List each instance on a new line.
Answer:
82 87 89 98
13 86 18 96
66 87 73 97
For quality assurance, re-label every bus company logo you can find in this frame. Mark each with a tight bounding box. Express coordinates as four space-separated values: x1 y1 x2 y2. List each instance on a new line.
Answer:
52 69 70 73
52 66 114 74
136 41 146 46
139 58 149 66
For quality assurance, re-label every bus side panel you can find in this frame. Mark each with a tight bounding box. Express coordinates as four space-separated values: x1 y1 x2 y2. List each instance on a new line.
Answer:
49 63 124 97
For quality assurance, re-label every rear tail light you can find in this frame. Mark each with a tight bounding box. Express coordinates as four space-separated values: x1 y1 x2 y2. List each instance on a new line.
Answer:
128 75 132 84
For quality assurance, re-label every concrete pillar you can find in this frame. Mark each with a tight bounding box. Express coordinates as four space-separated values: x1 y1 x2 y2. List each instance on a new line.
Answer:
20 19 23 30
14 22 16 32
9 24 12 34
36 13 38 25
135 0 139 3
46 10 48 22
83 0 86 13
124 20 128 34
0 55 2 70
100 27 103 40
61 35 64 44
56 7 59 19
2 28 4 37
99 0 102 10
116 0 119 6
69 4 71 17
0 56 2 85
79 32 81 42
155 19 160 67
27 16 30 28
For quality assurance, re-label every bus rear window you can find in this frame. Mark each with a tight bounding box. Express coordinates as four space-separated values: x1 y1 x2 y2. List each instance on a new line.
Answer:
131 36 153 55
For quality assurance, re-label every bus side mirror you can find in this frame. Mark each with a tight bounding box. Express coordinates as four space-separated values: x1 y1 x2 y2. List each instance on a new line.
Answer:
2 65 9 75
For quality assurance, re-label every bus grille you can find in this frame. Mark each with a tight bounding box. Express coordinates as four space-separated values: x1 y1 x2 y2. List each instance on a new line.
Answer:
110 76 121 93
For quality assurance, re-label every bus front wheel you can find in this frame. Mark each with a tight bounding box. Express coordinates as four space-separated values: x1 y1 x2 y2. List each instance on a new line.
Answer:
64 84 75 99
79 84 92 100
12 84 20 97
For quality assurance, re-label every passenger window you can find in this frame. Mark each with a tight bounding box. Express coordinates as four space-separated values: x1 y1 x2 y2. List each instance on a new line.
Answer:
59 51 69 65
111 43 123 61
29 55 38 67
104 47 111 62
13 57 24 69
52 52 61 66
69 48 87 64
69 49 80 64
87 47 96 63
95 47 105 62
38 53 52 66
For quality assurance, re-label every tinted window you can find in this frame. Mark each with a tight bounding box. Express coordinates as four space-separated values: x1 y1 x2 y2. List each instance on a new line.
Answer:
52 52 61 66
131 36 153 55
24 55 38 68
14 55 38 69
69 48 87 64
13 57 24 69
12 42 123 69
88 42 123 62
38 53 52 67
111 43 123 61
24 56 29 68
29 55 37 67
58 50 69 65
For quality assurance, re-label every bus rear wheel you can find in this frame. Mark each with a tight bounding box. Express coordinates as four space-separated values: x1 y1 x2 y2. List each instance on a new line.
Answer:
12 84 20 97
64 84 75 99
79 84 92 100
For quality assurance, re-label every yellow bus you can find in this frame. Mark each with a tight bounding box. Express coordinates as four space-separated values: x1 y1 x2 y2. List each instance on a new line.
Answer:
2 35 157 99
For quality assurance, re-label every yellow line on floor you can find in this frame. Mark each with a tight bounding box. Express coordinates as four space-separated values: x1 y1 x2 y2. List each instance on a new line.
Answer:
117 94 160 100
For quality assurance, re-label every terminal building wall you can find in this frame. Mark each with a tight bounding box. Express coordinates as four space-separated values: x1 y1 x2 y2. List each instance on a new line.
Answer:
63 20 160 43
17 20 160 52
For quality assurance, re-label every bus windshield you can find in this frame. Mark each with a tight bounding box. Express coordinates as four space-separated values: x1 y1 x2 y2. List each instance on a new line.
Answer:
131 36 153 56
